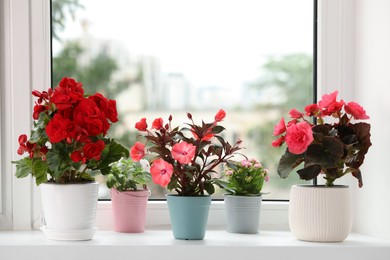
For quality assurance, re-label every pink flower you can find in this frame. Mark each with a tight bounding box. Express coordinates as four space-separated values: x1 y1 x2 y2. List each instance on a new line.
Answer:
273 118 286 136
345 102 370 120
171 142 196 164
130 142 146 161
151 118 164 129
241 160 251 167
327 100 345 114
214 109 226 122
272 136 285 147
319 90 338 108
150 158 173 187
285 121 313 154
305 104 320 116
135 118 148 131
289 109 304 119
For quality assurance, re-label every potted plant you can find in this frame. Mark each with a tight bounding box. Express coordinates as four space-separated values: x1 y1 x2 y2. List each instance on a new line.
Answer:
215 159 269 234
13 77 128 240
106 157 151 233
272 90 372 242
130 109 242 240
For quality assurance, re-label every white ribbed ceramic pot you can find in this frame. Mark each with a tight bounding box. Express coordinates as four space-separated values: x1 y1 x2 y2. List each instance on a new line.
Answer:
289 185 352 242
40 182 99 240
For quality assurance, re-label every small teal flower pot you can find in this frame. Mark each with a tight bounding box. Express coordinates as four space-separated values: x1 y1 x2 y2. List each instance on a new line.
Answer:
167 195 211 240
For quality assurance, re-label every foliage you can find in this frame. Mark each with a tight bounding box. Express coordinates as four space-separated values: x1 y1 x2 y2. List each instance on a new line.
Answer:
106 158 151 191
272 91 372 187
130 110 242 196
52 0 83 41
250 53 313 111
214 159 269 196
13 77 129 185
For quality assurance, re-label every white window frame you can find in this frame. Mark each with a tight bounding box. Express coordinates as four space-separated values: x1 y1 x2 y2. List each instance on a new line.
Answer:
1 0 356 231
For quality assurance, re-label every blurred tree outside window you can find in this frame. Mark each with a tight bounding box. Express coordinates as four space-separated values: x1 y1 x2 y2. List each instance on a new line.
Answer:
52 0 313 199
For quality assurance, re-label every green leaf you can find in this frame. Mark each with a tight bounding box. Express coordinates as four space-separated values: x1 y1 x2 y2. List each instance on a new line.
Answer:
204 181 215 195
13 158 33 178
32 159 48 185
99 140 129 175
277 150 304 178
212 125 225 134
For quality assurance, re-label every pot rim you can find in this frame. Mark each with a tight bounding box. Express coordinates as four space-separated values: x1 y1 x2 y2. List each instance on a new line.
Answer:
166 194 211 198
294 184 349 188
40 181 98 186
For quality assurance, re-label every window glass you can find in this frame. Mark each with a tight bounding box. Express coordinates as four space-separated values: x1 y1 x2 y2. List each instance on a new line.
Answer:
52 0 313 199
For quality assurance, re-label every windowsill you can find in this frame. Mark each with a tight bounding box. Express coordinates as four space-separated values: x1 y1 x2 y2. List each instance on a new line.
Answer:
1 230 389 260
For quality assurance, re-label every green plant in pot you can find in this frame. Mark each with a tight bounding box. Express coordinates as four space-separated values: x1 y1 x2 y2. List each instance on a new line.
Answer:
107 157 151 233
13 77 128 240
272 90 372 242
130 109 242 239
215 158 269 234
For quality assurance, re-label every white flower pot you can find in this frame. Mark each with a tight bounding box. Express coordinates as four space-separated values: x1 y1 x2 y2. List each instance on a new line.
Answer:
40 182 99 241
289 185 352 242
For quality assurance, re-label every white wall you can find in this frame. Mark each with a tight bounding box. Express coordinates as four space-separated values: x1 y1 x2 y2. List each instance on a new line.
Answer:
352 0 390 240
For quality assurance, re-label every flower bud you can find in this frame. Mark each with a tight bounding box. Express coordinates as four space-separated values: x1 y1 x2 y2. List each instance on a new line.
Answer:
187 113 192 119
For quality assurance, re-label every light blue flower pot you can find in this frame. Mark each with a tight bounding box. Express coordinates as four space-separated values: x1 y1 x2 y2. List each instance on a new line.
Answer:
167 195 211 240
224 194 262 234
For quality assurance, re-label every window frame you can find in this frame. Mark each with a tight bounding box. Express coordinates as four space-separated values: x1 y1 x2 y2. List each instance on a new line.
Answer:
1 0 357 230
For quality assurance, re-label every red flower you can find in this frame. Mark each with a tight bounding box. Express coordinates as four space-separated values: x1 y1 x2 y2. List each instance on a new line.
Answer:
89 94 118 123
214 109 226 122
273 118 286 136
46 114 67 143
70 151 83 163
106 100 118 123
171 142 196 164
33 104 47 120
135 118 148 131
289 109 304 119
345 102 370 120
285 121 313 154
130 142 146 162
152 118 164 130
73 99 104 136
58 77 84 96
150 158 173 187
305 104 320 116
82 140 105 161
17 134 28 155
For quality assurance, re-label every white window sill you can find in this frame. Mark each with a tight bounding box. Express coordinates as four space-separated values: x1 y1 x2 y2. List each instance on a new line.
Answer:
1 230 389 260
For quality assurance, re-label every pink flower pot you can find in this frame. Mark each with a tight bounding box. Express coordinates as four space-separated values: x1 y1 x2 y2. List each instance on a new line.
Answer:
111 189 150 233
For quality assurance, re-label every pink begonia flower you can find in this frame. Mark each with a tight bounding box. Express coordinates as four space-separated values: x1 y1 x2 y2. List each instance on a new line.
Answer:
327 100 345 114
150 158 173 187
151 118 164 130
171 142 196 164
214 109 226 122
273 118 286 136
130 142 146 161
285 121 314 154
272 136 285 147
135 118 148 131
265 174 270 182
319 90 338 108
344 102 370 120
289 109 304 119
305 103 320 116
